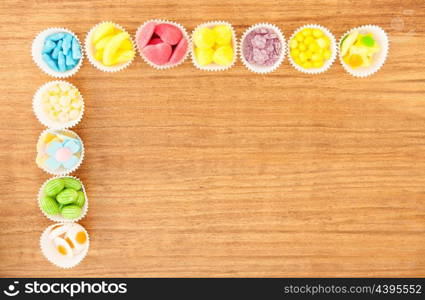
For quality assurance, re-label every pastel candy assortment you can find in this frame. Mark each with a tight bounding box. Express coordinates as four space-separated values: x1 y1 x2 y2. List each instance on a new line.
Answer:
40 177 86 220
193 24 234 67
340 31 380 69
90 22 135 66
40 82 83 126
290 27 332 69
137 21 188 66
42 32 82 72
242 27 282 66
36 130 83 174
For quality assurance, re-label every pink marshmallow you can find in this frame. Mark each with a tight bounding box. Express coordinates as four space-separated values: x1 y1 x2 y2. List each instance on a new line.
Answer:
55 147 72 162
154 23 182 45
169 37 188 64
142 42 172 65
138 21 156 49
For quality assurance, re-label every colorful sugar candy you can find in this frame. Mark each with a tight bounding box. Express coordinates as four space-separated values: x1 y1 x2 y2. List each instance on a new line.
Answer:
137 21 188 66
42 32 82 72
90 22 135 66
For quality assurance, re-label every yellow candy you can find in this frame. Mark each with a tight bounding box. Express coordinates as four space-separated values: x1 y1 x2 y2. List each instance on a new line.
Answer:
323 50 331 60
119 39 133 51
308 43 318 52
312 29 323 38
92 23 115 44
313 60 324 68
103 32 130 66
305 50 313 59
299 52 307 62
193 27 216 48
301 28 312 36
295 33 304 42
304 36 314 45
113 50 135 64
95 35 113 50
213 46 233 66
311 53 322 61
298 43 306 51
289 39 298 49
213 25 232 46
195 47 214 66
302 61 313 69
290 49 299 58
94 49 103 61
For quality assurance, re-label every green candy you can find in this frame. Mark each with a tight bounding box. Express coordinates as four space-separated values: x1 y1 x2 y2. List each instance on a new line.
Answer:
61 205 82 219
40 196 60 215
62 177 82 190
361 35 375 47
56 188 78 205
44 178 65 197
75 191 86 207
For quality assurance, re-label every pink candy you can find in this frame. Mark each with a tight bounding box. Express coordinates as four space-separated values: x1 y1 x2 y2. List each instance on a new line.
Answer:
137 22 188 66
242 27 282 66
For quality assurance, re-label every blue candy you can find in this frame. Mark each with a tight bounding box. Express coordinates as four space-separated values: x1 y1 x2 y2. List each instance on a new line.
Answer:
42 53 59 71
71 37 82 60
58 51 66 72
65 51 76 66
48 32 65 41
62 33 73 56
51 40 62 59
42 39 56 53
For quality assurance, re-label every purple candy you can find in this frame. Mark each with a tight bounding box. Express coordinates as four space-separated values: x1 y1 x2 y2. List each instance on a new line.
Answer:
243 27 282 66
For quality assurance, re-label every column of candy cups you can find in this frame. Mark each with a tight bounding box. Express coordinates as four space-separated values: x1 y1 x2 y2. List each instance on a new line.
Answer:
239 23 287 74
287 24 337 74
33 80 85 130
135 19 191 70
190 21 238 71
32 27 84 78
338 25 389 77
85 21 136 72
40 222 90 269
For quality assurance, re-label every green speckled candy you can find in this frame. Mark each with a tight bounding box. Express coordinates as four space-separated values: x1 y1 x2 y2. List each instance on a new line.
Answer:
61 205 82 219
62 177 82 190
44 178 65 197
56 188 78 205
75 190 85 207
40 196 60 215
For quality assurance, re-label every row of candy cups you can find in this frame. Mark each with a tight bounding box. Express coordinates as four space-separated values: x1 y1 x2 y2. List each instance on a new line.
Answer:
32 22 389 76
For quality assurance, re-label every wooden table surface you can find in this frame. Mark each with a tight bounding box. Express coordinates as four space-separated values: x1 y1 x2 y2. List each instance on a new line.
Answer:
1 0 424 278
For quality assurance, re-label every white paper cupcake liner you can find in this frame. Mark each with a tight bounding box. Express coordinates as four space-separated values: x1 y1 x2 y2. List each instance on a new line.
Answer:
85 21 135 72
40 222 90 269
288 24 337 74
338 25 389 77
38 176 89 223
31 27 84 78
239 23 286 74
33 81 84 130
36 128 85 176
191 21 238 71
136 19 191 70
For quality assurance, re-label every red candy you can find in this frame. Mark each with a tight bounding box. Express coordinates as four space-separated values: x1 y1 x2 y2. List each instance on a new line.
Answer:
148 38 163 45
138 22 156 48
154 24 182 45
142 43 172 65
137 22 188 66
169 38 188 64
